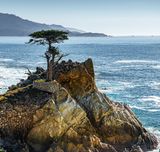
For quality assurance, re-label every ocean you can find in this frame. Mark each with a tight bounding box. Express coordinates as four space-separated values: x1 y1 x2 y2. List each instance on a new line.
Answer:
0 36 160 151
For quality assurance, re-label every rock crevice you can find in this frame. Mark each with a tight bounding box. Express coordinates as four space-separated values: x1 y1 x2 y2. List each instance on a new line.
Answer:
0 58 158 152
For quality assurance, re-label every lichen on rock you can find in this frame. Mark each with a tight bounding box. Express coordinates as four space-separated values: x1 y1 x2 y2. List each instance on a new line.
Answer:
0 59 158 152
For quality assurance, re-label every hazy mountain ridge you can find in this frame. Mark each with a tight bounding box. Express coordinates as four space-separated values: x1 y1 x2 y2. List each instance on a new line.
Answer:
0 13 108 37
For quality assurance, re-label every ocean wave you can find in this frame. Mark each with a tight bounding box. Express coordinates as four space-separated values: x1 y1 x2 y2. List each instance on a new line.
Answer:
152 65 160 69
130 105 146 110
0 58 14 62
96 80 141 102
141 96 160 103
114 60 159 64
97 80 136 93
147 109 160 112
147 127 160 152
130 105 160 112
18 61 46 65
140 96 160 107
150 82 160 90
0 66 27 94
98 86 117 94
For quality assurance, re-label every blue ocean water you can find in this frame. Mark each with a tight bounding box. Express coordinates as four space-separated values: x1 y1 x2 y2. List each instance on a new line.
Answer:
0 36 160 151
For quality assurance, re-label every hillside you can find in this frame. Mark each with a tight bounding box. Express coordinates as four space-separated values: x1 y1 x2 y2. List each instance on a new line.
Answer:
0 13 108 37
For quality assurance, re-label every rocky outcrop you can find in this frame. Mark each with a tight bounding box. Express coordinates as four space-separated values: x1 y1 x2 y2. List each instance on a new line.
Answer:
0 59 158 152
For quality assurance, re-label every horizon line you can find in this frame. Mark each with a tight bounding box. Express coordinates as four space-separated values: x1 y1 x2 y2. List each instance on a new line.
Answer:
1 12 160 36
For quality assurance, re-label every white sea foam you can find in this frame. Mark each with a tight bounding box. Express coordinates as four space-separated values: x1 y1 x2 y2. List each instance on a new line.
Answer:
98 86 113 94
152 65 160 69
18 61 46 66
141 96 160 103
148 149 160 152
97 80 136 94
147 109 160 112
147 127 160 152
0 66 27 94
115 60 159 64
130 105 160 112
0 58 14 62
139 96 160 110
150 82 160 90
130 105 146 111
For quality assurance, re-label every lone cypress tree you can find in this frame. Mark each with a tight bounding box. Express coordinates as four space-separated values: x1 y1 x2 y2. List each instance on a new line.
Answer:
28 30 68 81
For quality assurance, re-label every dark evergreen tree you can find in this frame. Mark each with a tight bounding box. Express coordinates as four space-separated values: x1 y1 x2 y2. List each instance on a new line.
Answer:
28 30 68 81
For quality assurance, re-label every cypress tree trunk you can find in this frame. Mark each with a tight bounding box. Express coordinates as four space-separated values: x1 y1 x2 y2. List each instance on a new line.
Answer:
48 42 53 81
48 61 52 81
46 57 50 81
45 51 50 81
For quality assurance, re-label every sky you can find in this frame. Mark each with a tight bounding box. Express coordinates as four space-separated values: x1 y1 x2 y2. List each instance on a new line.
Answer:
0 0 160 36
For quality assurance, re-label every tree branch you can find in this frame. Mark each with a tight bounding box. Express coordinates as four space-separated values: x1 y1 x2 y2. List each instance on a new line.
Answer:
25 67 32 75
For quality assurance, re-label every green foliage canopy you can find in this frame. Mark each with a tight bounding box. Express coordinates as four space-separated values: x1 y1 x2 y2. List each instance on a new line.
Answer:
28 30 68 45
28 30 69 81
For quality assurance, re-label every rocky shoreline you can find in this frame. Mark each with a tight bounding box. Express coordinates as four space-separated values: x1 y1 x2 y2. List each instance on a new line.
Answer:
0 58 158 152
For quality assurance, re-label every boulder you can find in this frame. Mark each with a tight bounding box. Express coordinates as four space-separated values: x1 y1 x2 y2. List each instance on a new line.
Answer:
0 59 158 152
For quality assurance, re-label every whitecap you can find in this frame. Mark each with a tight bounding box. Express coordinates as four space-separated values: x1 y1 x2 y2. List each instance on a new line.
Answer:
114 60 159 64
35 61 46 66
130 105 146 111
141 96 160 103
0 66 27 94
18 61 46 65
150 82 160 90
147 109 160 112
147 127 160 152
98 88 114 94
130 105 160 112
140 96 160 108
97 80 137 95
152 65 160 69
0 58 14 62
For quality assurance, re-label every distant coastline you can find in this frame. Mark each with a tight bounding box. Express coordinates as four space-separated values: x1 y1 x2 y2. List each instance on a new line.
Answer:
0 13 108 37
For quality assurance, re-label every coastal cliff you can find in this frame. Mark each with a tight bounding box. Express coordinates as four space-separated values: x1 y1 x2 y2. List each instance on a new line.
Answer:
0 59 158 152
